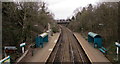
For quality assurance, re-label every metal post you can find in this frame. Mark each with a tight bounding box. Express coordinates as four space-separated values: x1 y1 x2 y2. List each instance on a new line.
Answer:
117 47 119 55
115 42 120 61
116 47 119 61
4 50 7 57
22 47 24 53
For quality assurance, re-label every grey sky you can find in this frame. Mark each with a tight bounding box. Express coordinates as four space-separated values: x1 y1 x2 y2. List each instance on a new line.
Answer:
1 0 120 19
42 0 120 19
42 0 99 19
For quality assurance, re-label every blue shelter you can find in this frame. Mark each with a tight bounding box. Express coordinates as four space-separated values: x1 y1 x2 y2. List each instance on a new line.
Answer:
41 33 48 42
35 32 48 48
35 35 43 48
88 32 102 48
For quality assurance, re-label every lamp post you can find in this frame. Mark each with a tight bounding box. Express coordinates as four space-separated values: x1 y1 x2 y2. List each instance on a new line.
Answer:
81 28 83 33
98 23 104 30
34 24 39 33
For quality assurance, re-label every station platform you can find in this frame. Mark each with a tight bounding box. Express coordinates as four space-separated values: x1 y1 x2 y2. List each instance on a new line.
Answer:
74 33 111 63
19 33 60 62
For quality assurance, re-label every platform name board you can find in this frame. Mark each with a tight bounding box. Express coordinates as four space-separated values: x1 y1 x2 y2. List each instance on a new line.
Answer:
4 46 17 53
115 42 120 47
4 46 17 50
20 43 26 47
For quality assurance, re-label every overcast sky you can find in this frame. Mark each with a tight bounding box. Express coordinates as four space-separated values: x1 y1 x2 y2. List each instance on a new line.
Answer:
41 0 99 19
2 0 120 19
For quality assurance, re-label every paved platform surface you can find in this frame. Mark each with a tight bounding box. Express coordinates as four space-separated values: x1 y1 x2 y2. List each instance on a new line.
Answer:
74 33 111 63
20 33 60 62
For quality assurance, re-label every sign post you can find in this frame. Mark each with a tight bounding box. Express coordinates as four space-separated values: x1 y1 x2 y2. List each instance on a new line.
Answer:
22 47 24 53
20 43 26 53
117 47 119 55
115 42 120 61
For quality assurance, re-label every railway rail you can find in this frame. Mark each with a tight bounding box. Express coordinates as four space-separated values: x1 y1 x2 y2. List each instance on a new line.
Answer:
46 26 91 64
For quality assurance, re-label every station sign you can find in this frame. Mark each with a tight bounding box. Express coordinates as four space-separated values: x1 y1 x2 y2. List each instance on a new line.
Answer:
20 43 26 53
114 42 120 61
20 43 26 47
4 46 17 50
115 42 120 47
4 46 17 53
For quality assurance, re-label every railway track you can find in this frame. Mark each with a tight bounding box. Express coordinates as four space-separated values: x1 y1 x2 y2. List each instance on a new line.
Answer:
46 26 91 64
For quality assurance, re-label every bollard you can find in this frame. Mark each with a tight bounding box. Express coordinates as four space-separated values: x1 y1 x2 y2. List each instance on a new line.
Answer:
30 45 35 56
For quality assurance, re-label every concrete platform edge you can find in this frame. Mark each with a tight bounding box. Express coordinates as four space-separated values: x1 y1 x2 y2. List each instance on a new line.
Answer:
73 33 111 64
73 33 93 63
44 32 60 62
